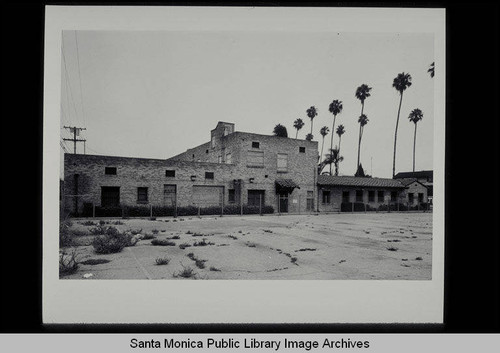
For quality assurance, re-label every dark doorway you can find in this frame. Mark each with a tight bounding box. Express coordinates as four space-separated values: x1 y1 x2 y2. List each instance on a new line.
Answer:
101 186 120 207
278 193 289 213
248 190 265 207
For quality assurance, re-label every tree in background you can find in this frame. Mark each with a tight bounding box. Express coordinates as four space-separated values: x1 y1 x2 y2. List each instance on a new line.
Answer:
408 108 424 172
392 72 412 177
273 124 288 138
328 99 343 174
356 114 369 174
335 124 345 175
293 118 305 139
319 126 330 163
428 62 435 78
305 133 313 141
306 106 318 136
354 84 372 171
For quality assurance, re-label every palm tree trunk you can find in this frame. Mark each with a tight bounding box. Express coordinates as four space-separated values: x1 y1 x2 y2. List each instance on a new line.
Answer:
413 122 417 172
392 92 403 177
295 129 298 139
337 136 342 176
320 137 325 163
357 102 364 172
310 120 313 135
329 114 337 175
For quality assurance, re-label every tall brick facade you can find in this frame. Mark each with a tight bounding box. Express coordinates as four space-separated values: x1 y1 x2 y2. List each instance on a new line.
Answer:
64 122 319 215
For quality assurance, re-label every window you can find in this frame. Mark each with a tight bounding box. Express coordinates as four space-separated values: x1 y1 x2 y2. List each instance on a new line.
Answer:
322 190 331 204
165 170 175 177
205 149 209 154
306 191 314 210
228 189 235 203
105 167 117 175
247 150 264 167
342 191 350 203
391 191 398 202
277 153 288 172
225 153 232 164
205 172 214 180
252 141 260 148
137 187 148 204
368 190 375 202
248 190 265 206
377 190 384 202
299 147 306 153
356 190 363 202
409 193 414 204
418 193 424 203
101 186 120 207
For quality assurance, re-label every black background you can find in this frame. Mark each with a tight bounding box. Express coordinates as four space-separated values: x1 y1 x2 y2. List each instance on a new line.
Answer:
1 1 498 333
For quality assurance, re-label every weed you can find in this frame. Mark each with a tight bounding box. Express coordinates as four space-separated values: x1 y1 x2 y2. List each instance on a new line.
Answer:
155 257 170 265
238 230 242 233
263 229 273 233
387 247 398 251
401 258 408 261
186 253 207 269
227 235 238 240
193 238 214 247
151 239 176 246
92 232 137 254
179 243 191 249
186 230 193 234
141 233 156 240
209 267 221 272
192 232 204 237
173 264 197 279
415 257 423 261
99 220 106 226
290 257 298 265
151 229 159 234
130 229 143 235
295 248 316 252
110 220 124 225
246 242 256 248
80 258 111 265
170 235 180 240
339 259 346 264
59 249 79 276
80 221 97 226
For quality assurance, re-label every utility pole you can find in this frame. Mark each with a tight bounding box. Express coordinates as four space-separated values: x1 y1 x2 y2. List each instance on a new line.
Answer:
63 126 86 154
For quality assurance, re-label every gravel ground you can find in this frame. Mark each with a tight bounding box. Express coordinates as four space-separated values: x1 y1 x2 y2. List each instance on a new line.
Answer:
60 212 432 280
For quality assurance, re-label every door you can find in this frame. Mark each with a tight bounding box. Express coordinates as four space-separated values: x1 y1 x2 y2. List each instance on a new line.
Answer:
101 186 120 207
163 184 177 207
279 193 288 213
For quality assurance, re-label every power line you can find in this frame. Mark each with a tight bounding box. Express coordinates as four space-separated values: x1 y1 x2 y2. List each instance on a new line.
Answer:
63 126 86 154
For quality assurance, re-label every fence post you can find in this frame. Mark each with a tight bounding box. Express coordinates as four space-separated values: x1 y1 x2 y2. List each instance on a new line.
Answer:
198 205 201 217
298 194 301 215
259 194 262 216
278 195 281 215
240 202 243 216
364 203 366 213
92 203 95 218
221 202 224 217
150 204 153 218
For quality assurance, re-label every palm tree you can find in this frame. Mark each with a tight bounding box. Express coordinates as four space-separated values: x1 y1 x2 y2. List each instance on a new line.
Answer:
408 108 424 172
293 118 305 139
392 72 412 177
354 84 372 170
428 62 435 78
306 106 318 136
305 133 313 141
273 124 288 137
319 126 329 163
356 114 369 174
319 148 343 176
328 99 343 174
335 124 345 175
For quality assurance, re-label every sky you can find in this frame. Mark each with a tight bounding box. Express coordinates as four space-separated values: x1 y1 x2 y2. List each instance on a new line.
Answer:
60 30 434 179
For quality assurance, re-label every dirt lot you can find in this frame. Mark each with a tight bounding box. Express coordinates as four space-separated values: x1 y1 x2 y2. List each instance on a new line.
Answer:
60 212 432 280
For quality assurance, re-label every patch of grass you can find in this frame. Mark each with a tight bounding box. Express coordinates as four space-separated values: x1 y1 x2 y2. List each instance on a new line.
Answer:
415 257 423 261
92 231 138 254
227 235 238 240
173 264 197 279
186 253 207 269
295 248 317 252
80 258 111 265
169 235 180 240
386 247 399 252
192 232 205 237
179 243 191 249
263 229 273 233
141 233 156 240
186 230 193 234
155 257 170 265
193 238 214 247
246 242 257 248
151 239 176 246
151 229 159 234
209 267 221 272
59 249 79 276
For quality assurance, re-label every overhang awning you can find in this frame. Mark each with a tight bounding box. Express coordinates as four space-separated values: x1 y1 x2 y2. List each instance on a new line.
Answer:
275 179 300 194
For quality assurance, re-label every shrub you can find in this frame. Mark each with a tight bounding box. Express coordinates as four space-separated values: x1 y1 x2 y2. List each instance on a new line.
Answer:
151 239 176 246
209 267 221 272
60 221 74 247
59 249 79 276
386 247 398 252
80 220 97 226
92 231 137 254
80 258 110 265
142 233 156 240
151 229 159 234
173 265 197 279
155 257 170 265
179 243 191 249
193 238 214 247
130 228 142 235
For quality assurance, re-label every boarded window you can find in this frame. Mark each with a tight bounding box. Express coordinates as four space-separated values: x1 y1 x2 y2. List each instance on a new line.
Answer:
322 190 331 204
105 167 116 175
377 190 384 202
368 190 375 202
277 153 288 172
247 150 264 167
228 189 235 203
342 191 350 203
299 147 306 153
252 141 260 148
248 190 265 206
165 170 175 177
163 184 176 207
137 187 148 204
356 190 363 202
205 172 214 179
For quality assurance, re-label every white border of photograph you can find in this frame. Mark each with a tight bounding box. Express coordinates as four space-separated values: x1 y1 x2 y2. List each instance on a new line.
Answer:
43 6 445 324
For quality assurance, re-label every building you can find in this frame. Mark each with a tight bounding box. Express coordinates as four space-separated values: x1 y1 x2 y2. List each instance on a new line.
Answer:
63 122 319 216
394 170 433 204
396 178 429 208
317 175 408 212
